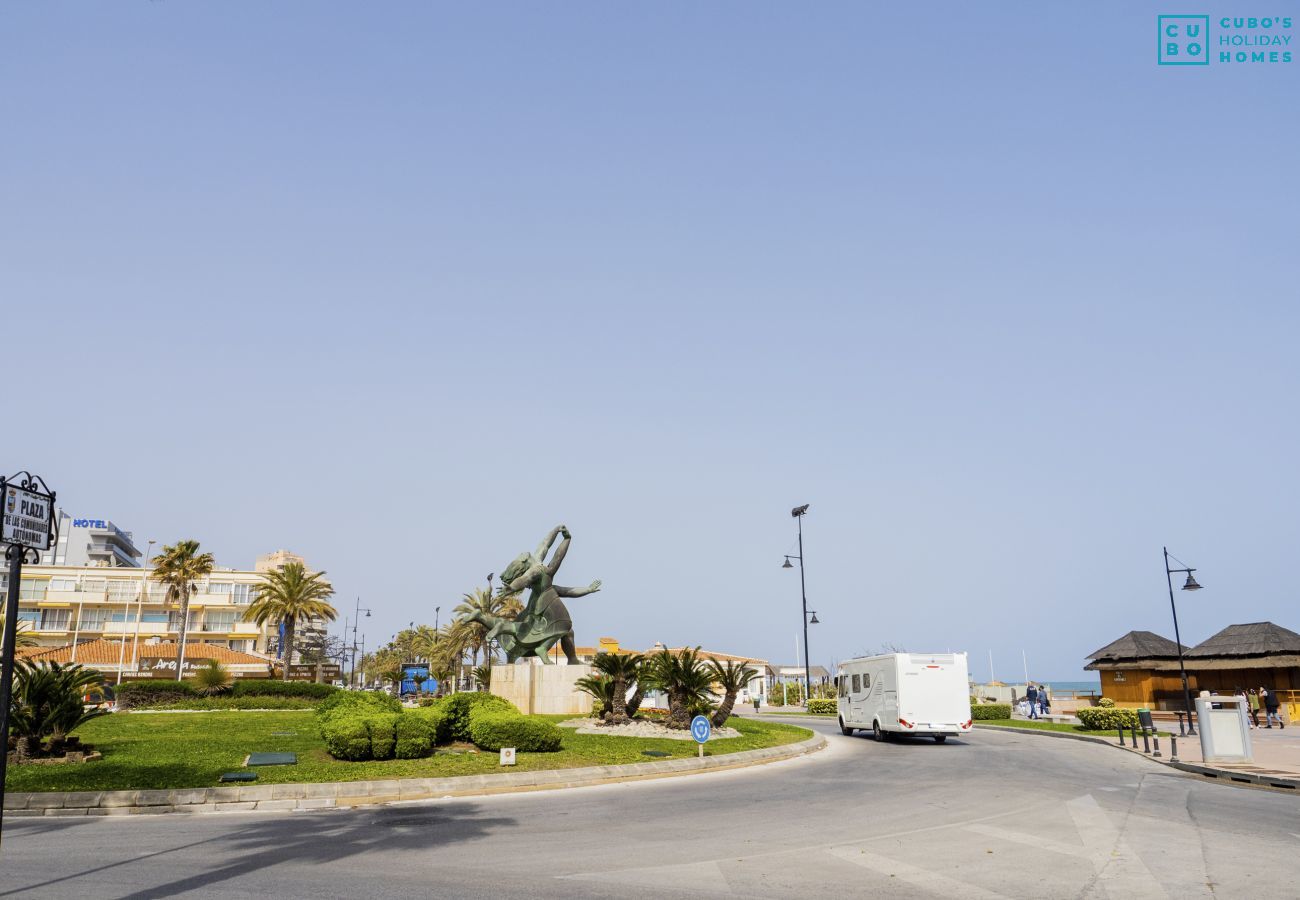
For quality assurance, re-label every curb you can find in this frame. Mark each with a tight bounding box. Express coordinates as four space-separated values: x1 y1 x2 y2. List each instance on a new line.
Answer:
976 724 1300 793
3 733 826 817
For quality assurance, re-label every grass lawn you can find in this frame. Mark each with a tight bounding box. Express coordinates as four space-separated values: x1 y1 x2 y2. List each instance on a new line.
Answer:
976 719 1171 737
5 711 812 794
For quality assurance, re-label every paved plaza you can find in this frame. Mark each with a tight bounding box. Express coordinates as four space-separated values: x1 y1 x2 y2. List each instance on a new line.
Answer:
2 718 1297 899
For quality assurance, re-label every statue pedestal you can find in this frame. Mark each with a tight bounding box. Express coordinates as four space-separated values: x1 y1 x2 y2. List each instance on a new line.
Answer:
491 661 594 716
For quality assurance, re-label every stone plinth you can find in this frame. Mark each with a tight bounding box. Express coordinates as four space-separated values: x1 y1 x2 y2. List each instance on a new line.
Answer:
491 661 594 716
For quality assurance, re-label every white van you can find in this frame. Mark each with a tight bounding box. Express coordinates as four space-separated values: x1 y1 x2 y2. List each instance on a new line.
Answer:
836 652 973 743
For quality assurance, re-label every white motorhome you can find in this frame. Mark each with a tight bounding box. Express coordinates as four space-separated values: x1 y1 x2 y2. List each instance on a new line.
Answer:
836 652 973 743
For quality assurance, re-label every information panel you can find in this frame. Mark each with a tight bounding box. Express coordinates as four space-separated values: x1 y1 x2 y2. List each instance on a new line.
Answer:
2 485 53 551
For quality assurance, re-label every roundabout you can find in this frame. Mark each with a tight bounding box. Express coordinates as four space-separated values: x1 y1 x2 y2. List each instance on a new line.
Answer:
3 717 1297 898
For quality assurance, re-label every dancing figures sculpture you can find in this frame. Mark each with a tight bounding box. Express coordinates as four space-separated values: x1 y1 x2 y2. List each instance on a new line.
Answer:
464 525 601 664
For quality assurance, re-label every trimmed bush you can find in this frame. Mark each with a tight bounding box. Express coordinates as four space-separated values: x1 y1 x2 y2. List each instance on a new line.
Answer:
316 690 401 723
438 692 518 742
395 715 435 759
971 703 1010 720
806 698 837 715
1097 697 1116 708
321 715 372 760
1075 706 1139 731
232 680 338 699
115 680 197 709
467 708 563 752
367 713 400 760
147 696 319 711
409 704 453 745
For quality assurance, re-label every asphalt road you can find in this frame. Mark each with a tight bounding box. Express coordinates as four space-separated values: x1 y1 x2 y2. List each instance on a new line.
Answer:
2 719 1298 899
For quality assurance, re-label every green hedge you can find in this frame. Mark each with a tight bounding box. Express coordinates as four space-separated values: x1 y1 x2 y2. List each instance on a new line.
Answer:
316 690 401 723
115 680 196 709
467 708 563 752
806 698 837 715
395 715 435 759
438 692 518 742
1075 707 1139 730
232 680 338 699
971 704 1010 720
409 704 453 745
368 712 400 760
322 715 373 760
146 696 320 711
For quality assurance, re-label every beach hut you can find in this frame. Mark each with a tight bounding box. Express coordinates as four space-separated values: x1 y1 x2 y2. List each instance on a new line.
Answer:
1083 630 1190 709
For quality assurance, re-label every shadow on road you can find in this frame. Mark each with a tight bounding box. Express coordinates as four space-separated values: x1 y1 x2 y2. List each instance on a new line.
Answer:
3 801 516 899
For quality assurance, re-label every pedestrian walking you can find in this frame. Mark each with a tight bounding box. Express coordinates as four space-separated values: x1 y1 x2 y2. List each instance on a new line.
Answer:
1040 687 1050 716
1262 686 1285 729
1247 688 1261 728
1237 689 1255 729
1026 683 1040 719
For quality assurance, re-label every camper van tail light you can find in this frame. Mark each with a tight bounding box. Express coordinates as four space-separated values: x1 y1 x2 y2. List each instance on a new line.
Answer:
961 720 972 730
898 718 914 729
925 665 940 669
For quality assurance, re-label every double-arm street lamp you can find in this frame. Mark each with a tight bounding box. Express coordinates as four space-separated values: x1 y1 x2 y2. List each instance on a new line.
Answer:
344 597 372 689
782 504 818 705
1163 547 1203 735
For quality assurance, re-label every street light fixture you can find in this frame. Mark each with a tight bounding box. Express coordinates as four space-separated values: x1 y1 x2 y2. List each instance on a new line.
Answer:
346 597 373 690
1163 547 1202 735
783 504 814 706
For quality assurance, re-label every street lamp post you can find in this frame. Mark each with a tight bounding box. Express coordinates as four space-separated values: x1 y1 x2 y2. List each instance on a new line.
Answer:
117 539 156 685
347 597 371 689
783 504 815 705
1163 547 1203 736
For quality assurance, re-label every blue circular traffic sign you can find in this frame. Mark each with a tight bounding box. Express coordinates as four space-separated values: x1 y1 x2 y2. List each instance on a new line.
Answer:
691 715 712 743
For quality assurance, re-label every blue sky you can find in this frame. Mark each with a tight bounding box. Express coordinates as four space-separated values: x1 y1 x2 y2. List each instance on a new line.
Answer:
4 3 1296 678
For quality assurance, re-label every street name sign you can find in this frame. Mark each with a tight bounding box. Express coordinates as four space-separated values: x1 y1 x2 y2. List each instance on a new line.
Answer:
2 484 53 550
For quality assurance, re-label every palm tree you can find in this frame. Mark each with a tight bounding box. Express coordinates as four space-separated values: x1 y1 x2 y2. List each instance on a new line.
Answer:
452 587 522 667
575 673 615 717
592 652 645 724
244 561 338 681
709 659 757 728
15 620 38 648
151 540 215 681
647 647 716 729
10 661 109 759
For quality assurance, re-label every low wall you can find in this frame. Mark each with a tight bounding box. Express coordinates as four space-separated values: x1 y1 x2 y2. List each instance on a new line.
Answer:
491 661 594 716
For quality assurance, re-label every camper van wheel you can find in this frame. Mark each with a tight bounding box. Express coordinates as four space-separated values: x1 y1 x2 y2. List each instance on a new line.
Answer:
839 718 853 736
934 735 947 744
873 721 885 742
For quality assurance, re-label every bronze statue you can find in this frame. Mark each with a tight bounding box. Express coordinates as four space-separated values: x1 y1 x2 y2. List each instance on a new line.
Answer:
465 525 601 664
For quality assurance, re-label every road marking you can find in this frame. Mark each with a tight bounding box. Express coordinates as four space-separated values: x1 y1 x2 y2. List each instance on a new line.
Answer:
964 823 1091 859
1066 794 1167 899
826 846 1012 899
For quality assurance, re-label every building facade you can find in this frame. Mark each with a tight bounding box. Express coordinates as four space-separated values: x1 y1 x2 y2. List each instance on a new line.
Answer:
38 511 143 568
3 556 327 665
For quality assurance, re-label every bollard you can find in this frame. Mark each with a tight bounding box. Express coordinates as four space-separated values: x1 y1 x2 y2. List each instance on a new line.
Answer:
1152 733 1161 758
1142 727 1151 754
1170 736 1179 763
1176 712 1186 736
1117 724 1126 745
1130 724 1139 749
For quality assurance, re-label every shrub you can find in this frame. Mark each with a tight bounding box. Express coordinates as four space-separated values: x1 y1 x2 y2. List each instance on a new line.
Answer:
467 708 563 752
1075 706 1139 731
193 662 234 697
409 704 453 745
321 715 372 760
368 713 400 760
395 715 435 759
316 690 401 723
971 704 1010 720
115 680 196 709
806 698 837 715
1097 697 1116 708
438 692 517 742
233 680 338 699
149 696 319 710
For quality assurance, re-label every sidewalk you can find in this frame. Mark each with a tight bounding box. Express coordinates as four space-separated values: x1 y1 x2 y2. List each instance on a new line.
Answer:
1168 722 1300 782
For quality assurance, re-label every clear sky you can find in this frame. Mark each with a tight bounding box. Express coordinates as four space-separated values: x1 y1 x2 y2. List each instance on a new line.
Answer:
4 3 1296 679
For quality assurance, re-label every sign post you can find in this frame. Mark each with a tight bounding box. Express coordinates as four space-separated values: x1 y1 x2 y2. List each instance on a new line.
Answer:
691 714 712 759
0 472 58 853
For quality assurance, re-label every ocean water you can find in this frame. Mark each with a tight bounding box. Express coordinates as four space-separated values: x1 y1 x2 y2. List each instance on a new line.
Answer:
1044 681 1100 693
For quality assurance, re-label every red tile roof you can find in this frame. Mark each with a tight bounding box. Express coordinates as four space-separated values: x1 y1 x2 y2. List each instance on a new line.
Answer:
19 639 272 667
